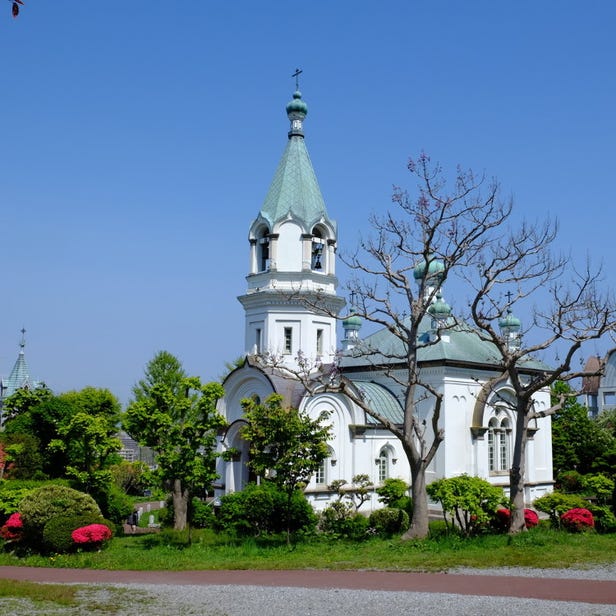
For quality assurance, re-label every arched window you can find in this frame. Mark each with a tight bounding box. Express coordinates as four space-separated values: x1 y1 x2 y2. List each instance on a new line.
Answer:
315 445 334 486
376 448 390 483
314 458 327 486
488 415 512 474
311 227 325 272
257 228 270 272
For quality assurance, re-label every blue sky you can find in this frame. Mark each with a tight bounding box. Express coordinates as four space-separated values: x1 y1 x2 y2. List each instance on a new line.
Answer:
1 2 614 405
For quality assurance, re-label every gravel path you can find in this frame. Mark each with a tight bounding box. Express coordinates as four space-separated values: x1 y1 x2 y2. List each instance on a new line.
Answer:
1 565 615 615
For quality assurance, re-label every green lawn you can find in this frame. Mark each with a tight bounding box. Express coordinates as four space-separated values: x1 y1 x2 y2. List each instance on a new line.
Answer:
0 527 614 572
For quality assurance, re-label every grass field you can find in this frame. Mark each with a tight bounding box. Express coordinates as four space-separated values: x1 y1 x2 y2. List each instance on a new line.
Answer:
0 526 614 573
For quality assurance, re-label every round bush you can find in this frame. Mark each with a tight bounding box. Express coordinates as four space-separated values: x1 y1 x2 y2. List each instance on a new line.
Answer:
20 485 102 544
318 501 369 540
561 508 594 532
215 482 316 536
368 507 410 537
43 514 111 553
493 508 539 532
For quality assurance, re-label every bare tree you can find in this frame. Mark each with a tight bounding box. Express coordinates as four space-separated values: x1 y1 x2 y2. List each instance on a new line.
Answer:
333 153 511 538
466 220 616 533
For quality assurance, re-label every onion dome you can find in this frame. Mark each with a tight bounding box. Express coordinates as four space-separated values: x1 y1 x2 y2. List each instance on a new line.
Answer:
286 90 308 119
428 293 451 319
413 255 445 284
343 311 362 332
499 308 521 335
287 91 308 137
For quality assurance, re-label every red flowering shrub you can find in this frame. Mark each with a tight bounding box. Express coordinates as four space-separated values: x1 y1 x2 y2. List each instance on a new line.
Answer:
0 512 24 542
494 508 539 531
72 523 112 549
561 508 594 532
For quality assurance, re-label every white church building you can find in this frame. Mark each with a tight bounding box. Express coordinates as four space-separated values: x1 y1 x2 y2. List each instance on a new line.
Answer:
215 88 554 512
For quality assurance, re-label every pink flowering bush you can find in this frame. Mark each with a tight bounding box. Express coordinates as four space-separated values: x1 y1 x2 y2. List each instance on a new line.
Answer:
560 508 594 533
71 523 113 550
0 512 24 542
494 508 539 531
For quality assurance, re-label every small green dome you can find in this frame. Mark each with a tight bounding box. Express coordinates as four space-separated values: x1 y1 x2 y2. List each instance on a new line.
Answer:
286 90 308 119
343 312 362 331
499 308 521 332
428 293 451 318
413 256 445 282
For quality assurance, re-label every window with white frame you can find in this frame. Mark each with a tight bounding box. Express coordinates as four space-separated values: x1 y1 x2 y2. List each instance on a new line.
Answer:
376 448 390 483
283 327 293 354
258 230 270 272
316 328 324 356
488 415 511 473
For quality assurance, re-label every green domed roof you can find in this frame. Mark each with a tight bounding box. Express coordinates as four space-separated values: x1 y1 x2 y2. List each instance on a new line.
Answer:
428 293 451 318
286 91 308 119
343 312 362 330
499 308 521 332
413 256 445 282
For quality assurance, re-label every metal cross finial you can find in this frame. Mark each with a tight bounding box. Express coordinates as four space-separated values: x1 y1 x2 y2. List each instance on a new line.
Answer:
505 291 513 304
292 67 303 91
20 327 26 348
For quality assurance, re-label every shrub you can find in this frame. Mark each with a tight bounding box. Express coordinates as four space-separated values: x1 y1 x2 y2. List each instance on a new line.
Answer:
215 482 316 537
0 512 24 543
72 523 113 550
94 484 133 526
493 508 539 532
19 485 102 545
0 479 69 520
318 501 369 540
427 475 509 537
533 492 588 528
43 514 111 553
368 507 409 538
376 478 409 507
561 508 595 532
191 498 215 529
587 504 616 534
556 470 584 493
580 474 615 505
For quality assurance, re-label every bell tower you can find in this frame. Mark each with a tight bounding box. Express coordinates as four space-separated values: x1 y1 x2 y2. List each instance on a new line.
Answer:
238 83 345 370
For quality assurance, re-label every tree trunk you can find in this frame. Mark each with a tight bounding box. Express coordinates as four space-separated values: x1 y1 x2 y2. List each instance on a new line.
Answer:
508 405 529 534
172 478 189 531
402 462 429 539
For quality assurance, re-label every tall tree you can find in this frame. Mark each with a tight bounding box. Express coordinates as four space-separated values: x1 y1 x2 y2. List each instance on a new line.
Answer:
466 219 616 533
331 153 510 539
132 350 187 402
124 353 226 531
240 393 330 544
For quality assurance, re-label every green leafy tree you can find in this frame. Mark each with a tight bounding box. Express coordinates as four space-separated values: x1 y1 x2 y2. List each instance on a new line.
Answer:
1 384 53 426
132 350 186 402
551 381 614 476
240 393 330 544
427 474 509 537
48 388 122 494
124 355 226 531
4 395 75 477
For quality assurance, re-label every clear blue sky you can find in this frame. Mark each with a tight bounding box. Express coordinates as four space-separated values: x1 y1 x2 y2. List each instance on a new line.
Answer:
1 1 614 405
